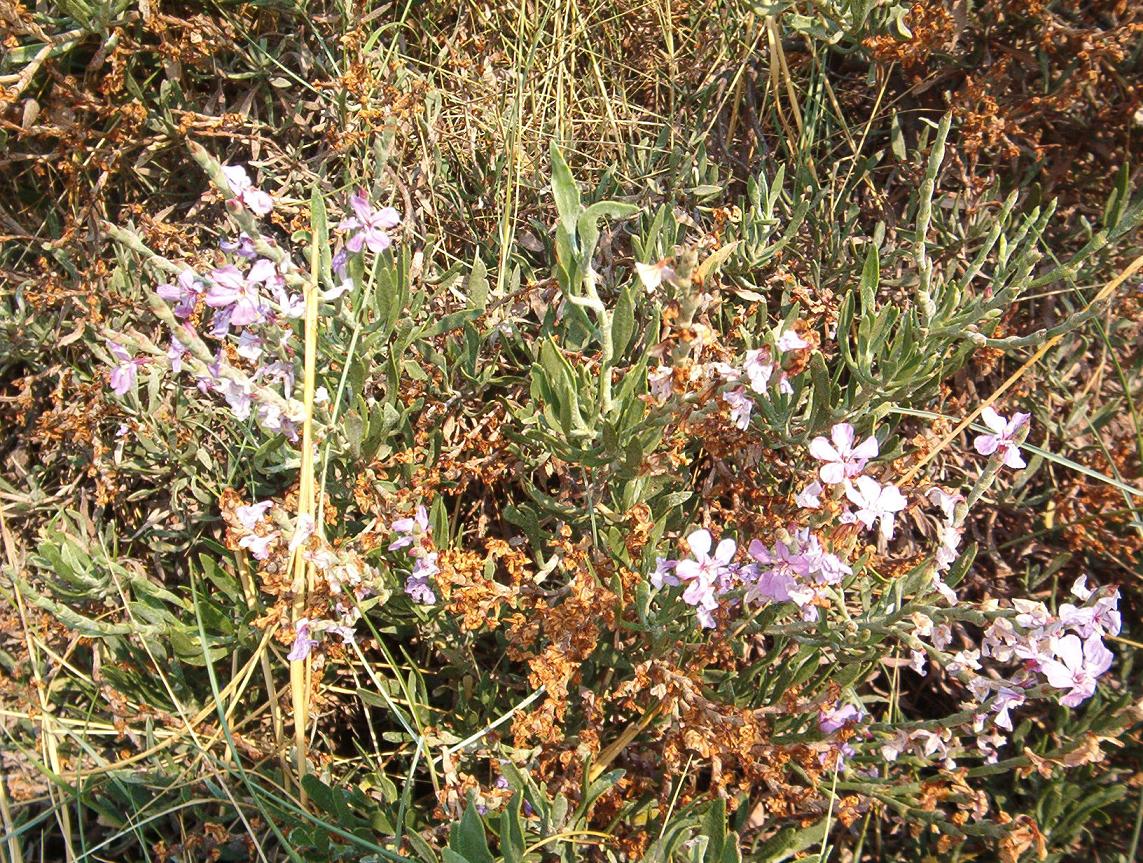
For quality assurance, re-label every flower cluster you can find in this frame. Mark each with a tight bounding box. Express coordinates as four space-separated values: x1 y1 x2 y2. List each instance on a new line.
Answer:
224 495 382 662
652 523 853 629
102 168 398 445
389 505 439 605
647 323 810 421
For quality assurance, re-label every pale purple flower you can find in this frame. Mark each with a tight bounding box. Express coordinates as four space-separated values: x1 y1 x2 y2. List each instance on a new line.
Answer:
935 523 962 570
1040 633 1113 707
974 407 1030 469
809 423 879 484
220 233 258 260
648 365 673 402
796 533 852 585
844 476 907 540
238 531 277 560
327 623 357 644
205 265 264 328
412 551 439 580
744 539 802 603
634 260 677 293
156 269 202 320
1091 591 1122 636
222 164 274 216
167 337 188 373
405 573 437 605
1013 598 1053 632
743 348 773 394
289 513 316 554
340 189 400 254
982 618 1020 662
287 618 320 661
256 402 299 442
819 703 863 734
1070 575 1093 601
390 506 430 550
722 387 753 430
269 281 305 318
106 340 144 396
926 487 962 522
775 328 809 353
909 649 927 675
236 331 264 361
787 583 823 622
219 379 253 421
991 687 1025 732
675 529 736 628
1057 602 1097 638
931 623 953 651
931 573 959 605
776 373 794 395
650 557 679 588
796 480 823 509
332 248 350 280
236 500 273 531
257 360 297 396
947 648 981 674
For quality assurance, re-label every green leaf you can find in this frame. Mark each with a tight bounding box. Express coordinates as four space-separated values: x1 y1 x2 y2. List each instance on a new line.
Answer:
702 798 727 862
499 792 526 863
695 241 739 284
807 352 831 434
448 796 494 863
611 282 636 359
311 185 332 288
550 143 582 238
860 245 879 315
468 253 489 310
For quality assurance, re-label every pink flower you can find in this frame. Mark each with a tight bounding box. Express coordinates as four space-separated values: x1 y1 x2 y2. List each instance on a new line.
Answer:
1040 633 1113 707
156 269 202 320
339 190 400 254
289 513 316 554
220 233 257 260
287 618 320 661
743 348 773 393
634 259 676 293
650 557 679 588
991 687 1025 731
974 407 1030 469
236 500 273 531
722 387 753 430
205 265 264 328
796 480 823 509
222 165 274 216
390 506 430 550
809 423 879 484
238 531 277 560
648 365 673 402
909 649 927 675
106 340 145 396
676 529 736 628
775 328 809 353
844 476 907 540
819 703 863 734
167 337 188 373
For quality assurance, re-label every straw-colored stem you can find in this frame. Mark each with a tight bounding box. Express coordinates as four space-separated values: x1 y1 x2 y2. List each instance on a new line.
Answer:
289 217 322 804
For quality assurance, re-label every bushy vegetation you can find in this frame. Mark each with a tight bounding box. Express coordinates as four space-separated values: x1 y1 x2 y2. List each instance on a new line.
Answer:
1 2 1141 861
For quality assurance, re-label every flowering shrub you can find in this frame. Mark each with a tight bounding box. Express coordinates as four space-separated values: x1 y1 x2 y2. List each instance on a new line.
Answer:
42 112 1135 863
